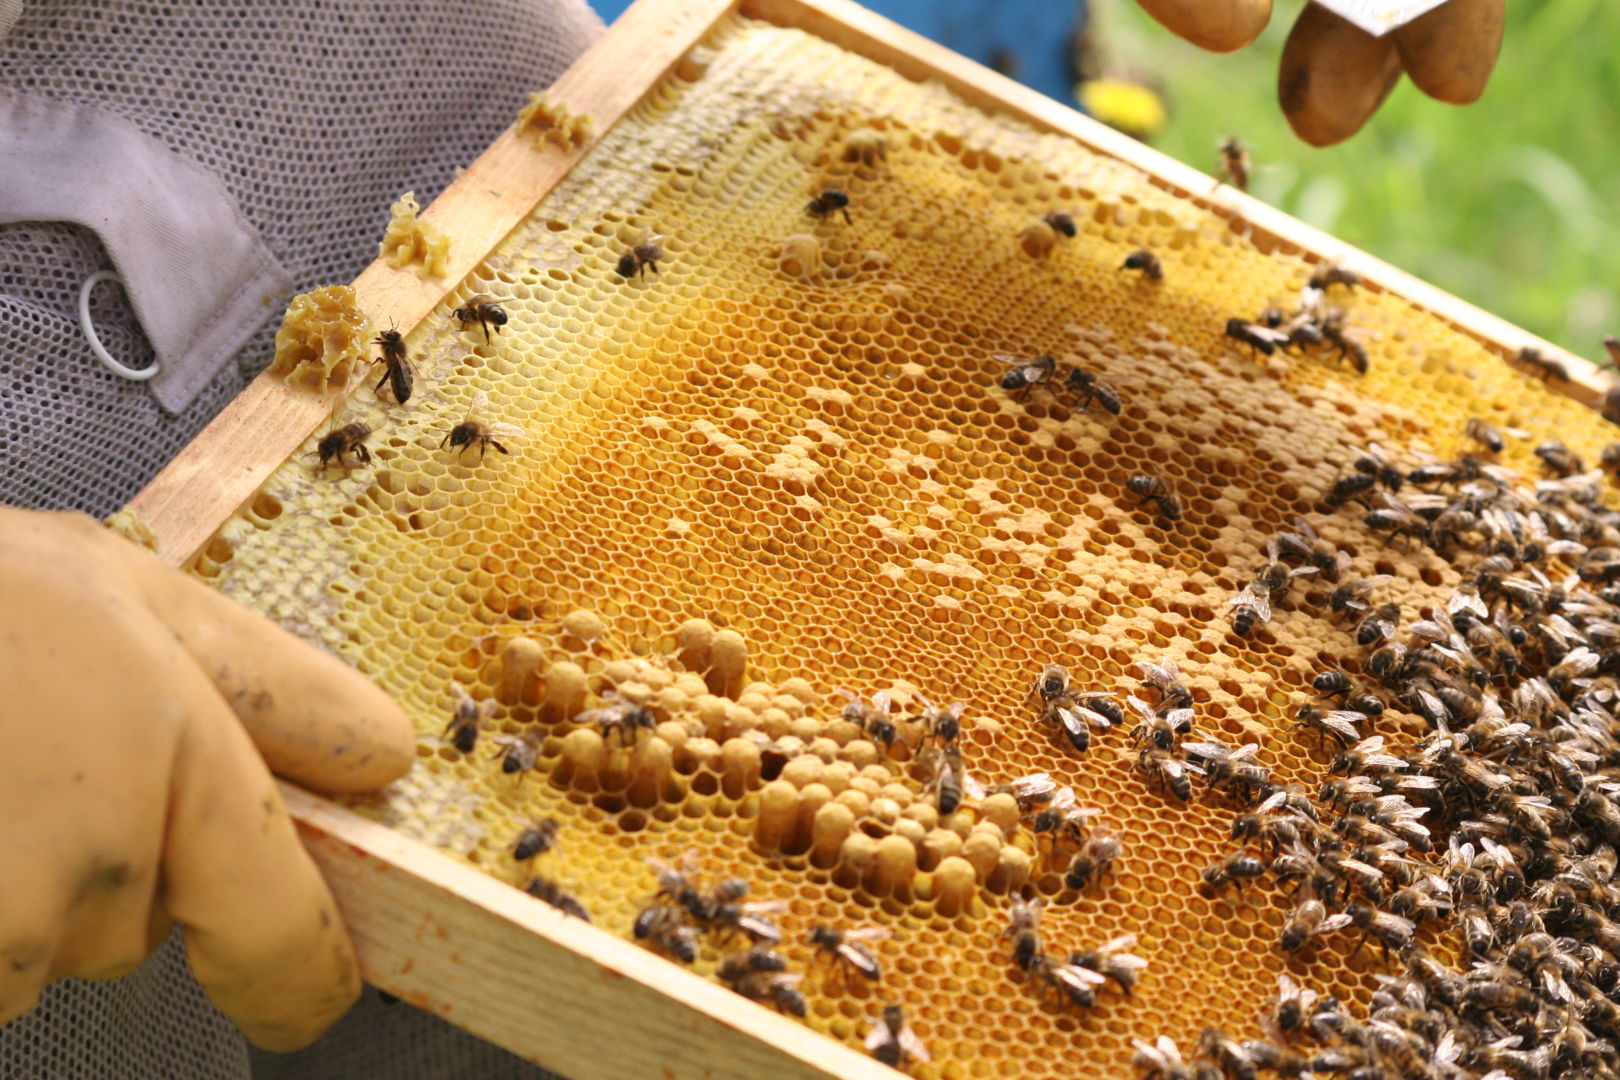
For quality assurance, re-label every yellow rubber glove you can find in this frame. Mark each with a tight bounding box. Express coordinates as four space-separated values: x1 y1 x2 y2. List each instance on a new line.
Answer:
1134 0 1505 146
0 507 414 1051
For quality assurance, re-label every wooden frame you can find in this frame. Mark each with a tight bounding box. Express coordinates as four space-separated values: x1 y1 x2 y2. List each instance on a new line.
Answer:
127 1 1606 1075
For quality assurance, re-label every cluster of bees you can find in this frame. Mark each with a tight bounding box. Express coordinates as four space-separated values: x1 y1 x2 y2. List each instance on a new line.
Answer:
1223 265 1369 374
1003 895 1148 1011
311 296 519 472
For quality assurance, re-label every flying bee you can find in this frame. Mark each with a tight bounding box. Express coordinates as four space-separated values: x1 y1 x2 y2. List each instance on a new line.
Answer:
1355 602 1402 646
1224 317 1289 357
1534 440 1585 477
513 817 560 861
806 188 851 224
576 693 657 746
836 689 900 753
370 328 414 403
1137 746 1197 802
1216 138 1250 190
1064 367 1123 415
1004 896 1045 970
1126 470 1183 523
1280 897 1352 952
311 420 372 471
633 903 697 962
451 294 509 343
1201 851 1266 893
1308 264 1361 292
1196 1028 1257 1080
1070 933 1148 996
444 681 495 753
522 876 590 921
1345 903 1414 959
1127 695 1193 752
807 925 890 982
1121 249 1163 281
489 729 542 779
615 232 664 279
1042 210 1077 237
994 353 1058 400
729 970 805 1017
865 1005 929 1067
1132 1036 1191 1080
1064 825 1122 890
441 390 521 460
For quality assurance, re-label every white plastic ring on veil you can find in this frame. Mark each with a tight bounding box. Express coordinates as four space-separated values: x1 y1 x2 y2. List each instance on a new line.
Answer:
78 270 161 381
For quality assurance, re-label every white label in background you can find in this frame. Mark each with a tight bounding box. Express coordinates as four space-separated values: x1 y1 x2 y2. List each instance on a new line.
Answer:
1311 0 1451 36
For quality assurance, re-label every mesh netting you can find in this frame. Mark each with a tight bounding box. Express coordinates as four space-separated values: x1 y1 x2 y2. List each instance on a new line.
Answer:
0 0 596 1075
0 0 601 517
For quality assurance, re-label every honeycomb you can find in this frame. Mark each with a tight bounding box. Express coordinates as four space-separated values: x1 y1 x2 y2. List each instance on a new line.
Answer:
188 16 1620 1079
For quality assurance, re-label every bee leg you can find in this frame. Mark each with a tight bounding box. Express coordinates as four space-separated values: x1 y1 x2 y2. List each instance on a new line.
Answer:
840 208 851 225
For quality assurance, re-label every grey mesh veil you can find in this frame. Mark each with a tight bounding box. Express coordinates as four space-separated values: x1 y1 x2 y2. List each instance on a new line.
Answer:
0 1 598 1076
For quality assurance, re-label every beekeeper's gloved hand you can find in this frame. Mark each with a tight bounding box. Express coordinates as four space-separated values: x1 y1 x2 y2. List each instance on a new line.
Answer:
0 506 414 1050
1133 0 1505 146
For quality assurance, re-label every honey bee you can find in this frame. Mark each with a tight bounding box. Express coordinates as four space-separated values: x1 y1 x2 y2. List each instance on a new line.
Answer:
441 390 522 460
1330 734 1405 778
807 925 890 982
580 691 658 746
522 876 591 921
1029 954 1107 1009
1127 695 1194 752
1311 671 1385 715
1319 310 1369 374
451 294 509 343
1279 896 1352 952
994 353 1058 400
1121 249 1164 281
1345 903 1415 958
1308 264 1361 292
1515 344 1568 383
1031 667 1108 753
1003 896 1045 970
865 1005 929 1067
1070 933 1148 996
1272 973 1318 1033
1196 1028 1257 1080
444 681 495 753
1132 1036 1191 1080
996 771 1060 812
1042 210 1077 238
1534 439 1585 477
729 969 805 1016
1465 417 1506 454
489 729 542 778
1064 367 1123 415
1355 602 1402 646
1201 851 1266 894
1329 574 1395 619
836 689 900 753
1292 705 1364 750
1230 807 1311 855
615 232 664 279
633 902 697 962
371 328 414 403
923 745 981 815
1063 825 1122 890
1187 740 1271 803
1137 746 1196 802
806 188 852 224
1216 138 1251 190
513 817 560 861
1029 787 1103 852
1227 581 1271 637
1224 317 1289 357
311 420 372 470
716 945 789 982
1126 470 1183 523
910 697 965 751
1603 443 1620 470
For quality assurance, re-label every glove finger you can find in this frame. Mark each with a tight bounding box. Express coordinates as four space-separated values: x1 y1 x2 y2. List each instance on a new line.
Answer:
163 670 361 1051
1394 0 1504 104
105 529 413 794
1279 2 1404 147
1134 0 1272 53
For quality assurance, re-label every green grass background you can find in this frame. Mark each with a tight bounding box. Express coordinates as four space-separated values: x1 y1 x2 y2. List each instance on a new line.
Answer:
1099 0 1620 361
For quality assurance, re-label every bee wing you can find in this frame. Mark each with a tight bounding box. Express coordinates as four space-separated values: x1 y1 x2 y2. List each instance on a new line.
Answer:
1181 740 1233 761
450 681 473 706
844 927 894 943
1230 743 1262 762
1339 857 1384 880
862 1022 893 1053
1097 933 1138 953
1049 785 1076 810
1076 706 1114 729
1010 772 1055 798
1319 712 1364 740
896 1024 932 1064
1277 972 1298 997
465 389 491 419
741 900 788 915
486 420 525 440
1318 913 1353 933
963 772 988 802
1125 695 1158 722
992 353 1032 366
871 690 893 714
1056 963 1108 987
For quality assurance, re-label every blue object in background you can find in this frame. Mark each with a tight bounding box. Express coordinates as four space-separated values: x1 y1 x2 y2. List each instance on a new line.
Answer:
585 0 1088 107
